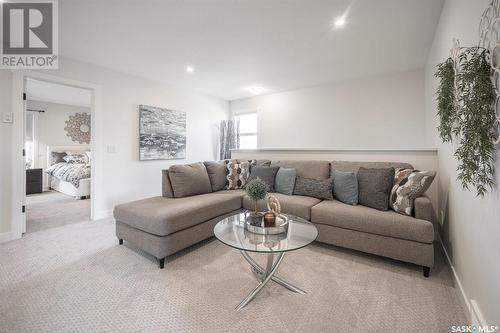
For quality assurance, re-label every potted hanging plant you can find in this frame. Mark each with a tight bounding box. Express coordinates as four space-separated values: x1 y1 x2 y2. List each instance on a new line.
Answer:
245 177 269 219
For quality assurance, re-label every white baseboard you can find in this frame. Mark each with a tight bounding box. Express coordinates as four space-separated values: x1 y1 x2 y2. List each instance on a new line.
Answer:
0 231 12 243
438 234 488 327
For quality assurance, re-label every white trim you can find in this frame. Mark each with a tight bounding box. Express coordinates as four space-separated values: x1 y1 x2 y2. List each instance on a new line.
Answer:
438 233 490 327
93 210 112 220
231 147 438 153
0 232 12 243
11 71 103 240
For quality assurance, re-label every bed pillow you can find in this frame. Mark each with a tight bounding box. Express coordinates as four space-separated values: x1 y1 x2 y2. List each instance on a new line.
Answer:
274 167 297 195
293 177 334 200
247 166 280 192
63 153 87 164
357 167 395 211
333 170 358 205
224 160 255 190
168 162 212 198
391 168 436 216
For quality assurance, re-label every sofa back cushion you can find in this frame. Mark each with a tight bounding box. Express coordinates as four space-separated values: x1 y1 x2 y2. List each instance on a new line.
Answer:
203 161 227 192
331 161 413 174
161 169 175 198
168 162 212 198
270 160 330 180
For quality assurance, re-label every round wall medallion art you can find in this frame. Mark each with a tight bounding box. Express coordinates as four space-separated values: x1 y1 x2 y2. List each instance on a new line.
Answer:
65 112 91 144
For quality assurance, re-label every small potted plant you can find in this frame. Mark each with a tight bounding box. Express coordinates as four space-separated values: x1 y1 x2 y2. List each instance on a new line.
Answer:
245 177 269 219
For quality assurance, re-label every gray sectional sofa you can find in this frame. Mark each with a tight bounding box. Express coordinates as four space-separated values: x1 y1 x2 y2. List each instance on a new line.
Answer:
113 160 435 276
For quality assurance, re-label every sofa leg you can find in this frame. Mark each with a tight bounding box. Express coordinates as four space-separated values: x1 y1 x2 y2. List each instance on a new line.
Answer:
159 258 165 269
423 266 430 278
118 239 123 245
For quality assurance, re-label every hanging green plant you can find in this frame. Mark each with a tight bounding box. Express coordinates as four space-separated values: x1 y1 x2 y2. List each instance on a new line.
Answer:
455 47 497 196
435 57 456 142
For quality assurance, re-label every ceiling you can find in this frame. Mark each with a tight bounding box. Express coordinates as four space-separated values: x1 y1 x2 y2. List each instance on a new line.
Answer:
59 0 444 101
26 79 92 108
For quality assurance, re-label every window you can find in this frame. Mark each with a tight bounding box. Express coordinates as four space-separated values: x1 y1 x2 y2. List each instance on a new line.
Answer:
235 112 257 149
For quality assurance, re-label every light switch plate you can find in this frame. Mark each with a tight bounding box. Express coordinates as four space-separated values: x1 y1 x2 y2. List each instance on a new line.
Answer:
2 112 13 123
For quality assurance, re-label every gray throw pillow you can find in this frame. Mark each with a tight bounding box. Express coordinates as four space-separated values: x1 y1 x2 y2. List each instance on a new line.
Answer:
293 177 334 200
50 152 67 165
203 161 226 192
247 166 280 192
168 162 212 198
333 170 358 205
357 167 395 211
275 167 297 195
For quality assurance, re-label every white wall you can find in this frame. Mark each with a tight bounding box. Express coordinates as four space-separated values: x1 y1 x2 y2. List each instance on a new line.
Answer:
230 70 426 149
1 58 229 234
26 100 91 189
0 71 13 236
425 0 500 326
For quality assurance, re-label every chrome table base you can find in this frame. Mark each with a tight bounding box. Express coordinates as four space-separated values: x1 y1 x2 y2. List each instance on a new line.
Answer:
235 251 306 311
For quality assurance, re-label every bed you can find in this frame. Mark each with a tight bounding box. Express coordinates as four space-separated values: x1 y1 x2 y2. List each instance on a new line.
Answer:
46 145 91 199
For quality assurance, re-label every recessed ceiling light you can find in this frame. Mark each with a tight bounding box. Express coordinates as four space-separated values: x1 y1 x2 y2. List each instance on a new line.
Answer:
186 65 194 73
334 16 346 28
246 86 266 95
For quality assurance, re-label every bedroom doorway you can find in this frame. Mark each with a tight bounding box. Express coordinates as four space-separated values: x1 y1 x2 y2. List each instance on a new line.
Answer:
23 79 93 234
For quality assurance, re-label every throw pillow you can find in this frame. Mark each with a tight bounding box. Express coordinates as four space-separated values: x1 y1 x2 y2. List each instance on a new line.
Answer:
293 177 334 200
168 162 212 198
275 167 297 195
63 153 87 164
333 170 358 205
50 152 67 165
224 160 254 190
247 166 280 191
357 167 395 211
203 161 227 192
390 168 436 216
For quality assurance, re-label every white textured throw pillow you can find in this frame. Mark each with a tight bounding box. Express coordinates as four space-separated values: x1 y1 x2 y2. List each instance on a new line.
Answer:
390 168 436 216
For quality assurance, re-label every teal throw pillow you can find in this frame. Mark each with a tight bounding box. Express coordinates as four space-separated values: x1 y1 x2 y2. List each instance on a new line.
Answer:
333 170 358 205
275 168 297 195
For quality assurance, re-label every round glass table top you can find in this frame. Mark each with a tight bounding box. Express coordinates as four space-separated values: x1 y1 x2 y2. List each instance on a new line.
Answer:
213 211 318 253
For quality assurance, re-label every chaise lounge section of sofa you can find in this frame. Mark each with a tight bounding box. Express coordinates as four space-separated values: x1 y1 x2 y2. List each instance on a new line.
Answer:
113 159 435 276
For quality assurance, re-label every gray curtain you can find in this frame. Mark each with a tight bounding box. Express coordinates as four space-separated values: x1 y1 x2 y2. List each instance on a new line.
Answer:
219 119 240 160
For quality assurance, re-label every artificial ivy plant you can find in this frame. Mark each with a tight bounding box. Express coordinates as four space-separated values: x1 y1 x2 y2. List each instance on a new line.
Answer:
435 47 497 196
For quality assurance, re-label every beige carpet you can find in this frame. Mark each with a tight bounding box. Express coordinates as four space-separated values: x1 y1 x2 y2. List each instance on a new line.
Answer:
0 218 467 333
26 191 90 234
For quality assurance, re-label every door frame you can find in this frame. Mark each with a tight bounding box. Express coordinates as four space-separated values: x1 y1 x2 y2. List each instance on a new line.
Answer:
11 70 103 239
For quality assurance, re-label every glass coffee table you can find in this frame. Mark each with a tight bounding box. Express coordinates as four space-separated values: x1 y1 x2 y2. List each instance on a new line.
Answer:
213 211 318 310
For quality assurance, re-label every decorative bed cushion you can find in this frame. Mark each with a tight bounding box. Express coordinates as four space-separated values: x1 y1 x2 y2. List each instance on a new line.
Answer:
357 167 395 211
168 162 212 198
293 177 334 200
63 153 87 164
224 160 255 190
275 167 297 195
203 161 227 192
391 168 436 216
247 166 280 191
50 152 67 165
333 170 358 205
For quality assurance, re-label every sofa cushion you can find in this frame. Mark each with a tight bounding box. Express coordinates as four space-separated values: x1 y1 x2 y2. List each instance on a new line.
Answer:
332 170 358 205
113 193 242 236
161 169 175 198
248 166 280 191
203 161 227 192
242 193 321 220
270 160 330 180
293 177 334 200
168 162 212 198
357 167 395 211
275 167 297 195
331 161 413 173
311 200 434 243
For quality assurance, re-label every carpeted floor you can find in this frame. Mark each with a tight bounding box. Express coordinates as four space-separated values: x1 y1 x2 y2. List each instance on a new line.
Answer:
26 191 90 234
0 218 467 333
